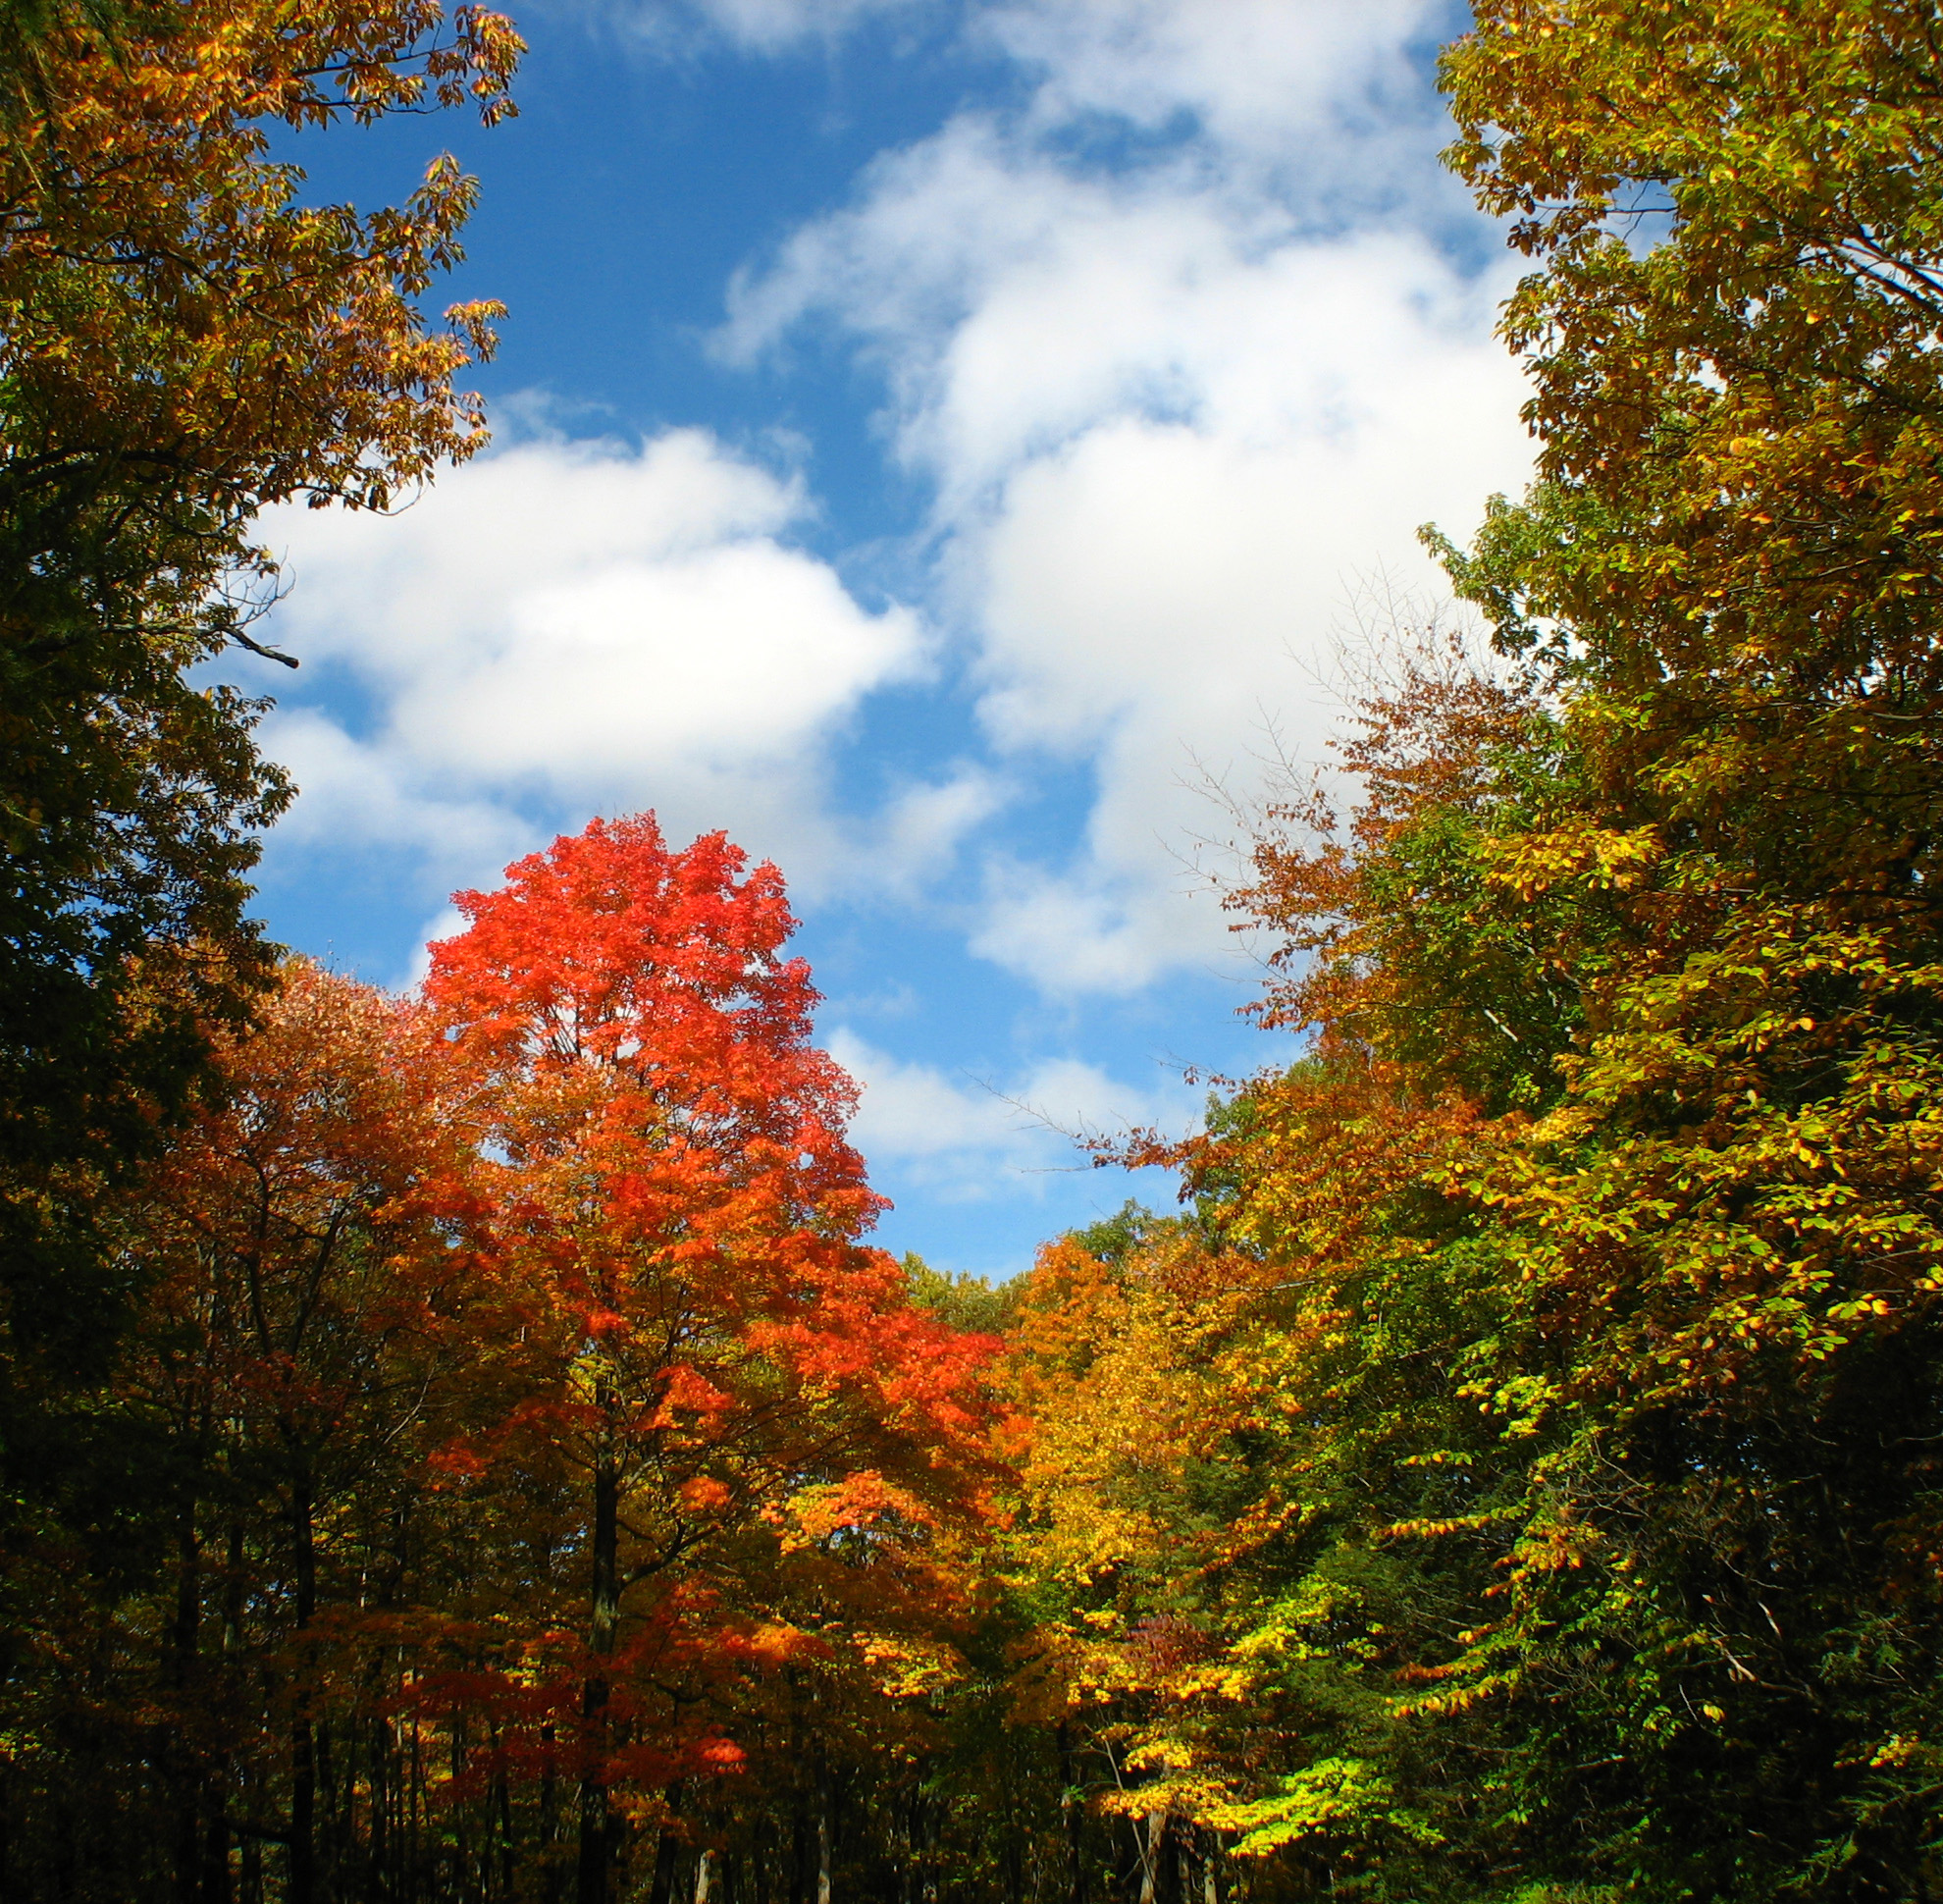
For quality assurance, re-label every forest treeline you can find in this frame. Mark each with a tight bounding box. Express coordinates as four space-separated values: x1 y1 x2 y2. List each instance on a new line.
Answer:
5 0 1943 1900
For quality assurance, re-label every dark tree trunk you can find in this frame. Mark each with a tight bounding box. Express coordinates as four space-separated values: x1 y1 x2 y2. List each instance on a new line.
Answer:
541 1721 561 1904
577 1436 620 1904
646 1806 682 1904
198 1789 232 1904
815 1753 833 1904
789 1791 808 1904
1058 1724 1086 1904
239 1812 262 1904
217 1520 246 1904
171 1503 204 1904
497 1748 516 1901
52 1795 75 1903
289 1464 317 1904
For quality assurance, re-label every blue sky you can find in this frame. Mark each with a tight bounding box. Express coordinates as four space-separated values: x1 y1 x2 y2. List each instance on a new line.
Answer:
233 0 1536 1280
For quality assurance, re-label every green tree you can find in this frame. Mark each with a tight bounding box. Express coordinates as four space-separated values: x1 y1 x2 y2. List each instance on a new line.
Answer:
1361 5 1943 1892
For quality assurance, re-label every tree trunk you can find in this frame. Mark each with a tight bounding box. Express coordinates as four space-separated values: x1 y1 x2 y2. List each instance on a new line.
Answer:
646 1786 684 1904
694 1846 716 1903
238 1806 262 1904
289 1464 317 1904
1058 1724 1086 1904
577 1439 620 1904
789 1791 808 1904
645 1826 681 1904
541 1721 562 1904
1136 1812 1170 1904
198 1788 232 1904
1157 1814 1183 1904
212 1520 245 1904
496 1747 516 1901
815 1753 833 1904
171 1504 203 1904
52 1795 75 1902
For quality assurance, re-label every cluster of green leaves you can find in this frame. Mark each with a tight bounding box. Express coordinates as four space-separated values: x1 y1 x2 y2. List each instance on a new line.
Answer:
990 4 1943 1899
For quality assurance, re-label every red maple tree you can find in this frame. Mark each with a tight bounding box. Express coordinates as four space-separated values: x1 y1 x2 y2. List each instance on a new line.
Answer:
423 815 993 1902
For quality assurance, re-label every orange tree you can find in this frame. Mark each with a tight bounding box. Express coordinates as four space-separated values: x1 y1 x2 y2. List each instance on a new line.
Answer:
0 0 519 1389
1033 8 1943 1889
421 814 997 1904
984 7 1943 1889
2 959 492 1901
997 1201 1509 1904
998 544 1941 1897
993 656 1562 1903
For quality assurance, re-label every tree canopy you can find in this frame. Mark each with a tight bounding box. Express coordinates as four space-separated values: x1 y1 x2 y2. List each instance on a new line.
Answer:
9 1 1943 1900
0 0 520 1382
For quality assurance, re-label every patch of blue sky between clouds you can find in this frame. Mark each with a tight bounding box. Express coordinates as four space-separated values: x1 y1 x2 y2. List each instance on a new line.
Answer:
225 0 1536 1279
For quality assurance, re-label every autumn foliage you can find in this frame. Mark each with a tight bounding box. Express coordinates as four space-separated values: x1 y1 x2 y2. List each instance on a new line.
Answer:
420 816 995 1900
13 1 1943 1901
0 0 523 1538
0 820 1002 1901
984 5 1943 1899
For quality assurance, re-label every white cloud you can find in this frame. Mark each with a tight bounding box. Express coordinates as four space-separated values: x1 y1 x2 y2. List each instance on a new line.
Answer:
968 859 1183 996
257 2 1537 1012
261 707 536 879
725 111 1532 993
648 0 1451 177
876 767 1010 893
627 0 928 54
401 906 470 991
827 1027 1193 1201
977 0 1452 177
252 431 941 899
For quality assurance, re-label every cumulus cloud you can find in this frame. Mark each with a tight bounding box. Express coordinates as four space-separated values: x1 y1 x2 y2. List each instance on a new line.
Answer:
626 0 930 54
261 708 536 884
253 430 942 899
876 767 1011 894
657 0 1451 167
967 858 1185 996
257 1 1536 1011
724 102 1533 992
977 0 1456 184
827 1027 1194 1201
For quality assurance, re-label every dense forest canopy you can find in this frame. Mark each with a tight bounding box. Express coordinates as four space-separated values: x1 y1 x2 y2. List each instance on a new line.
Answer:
2 0 1941 1900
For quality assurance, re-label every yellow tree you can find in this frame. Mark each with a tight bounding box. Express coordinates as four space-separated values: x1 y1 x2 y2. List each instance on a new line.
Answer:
1422 9 1943 1891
